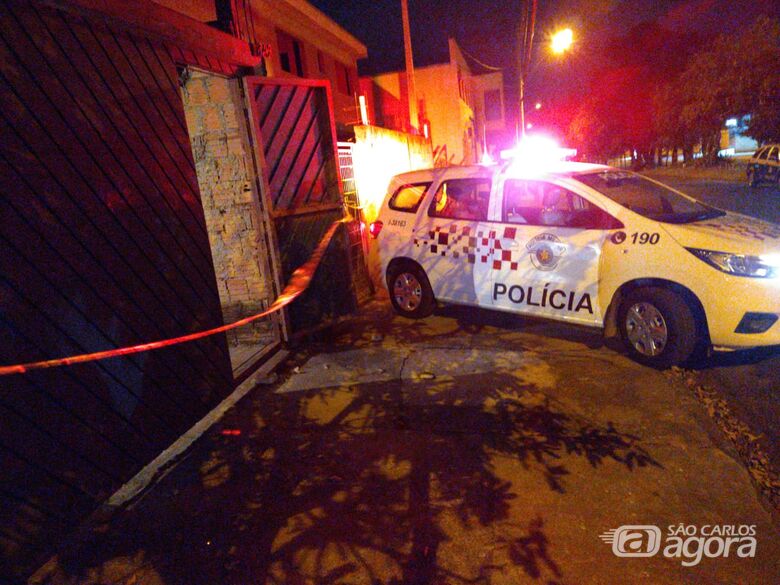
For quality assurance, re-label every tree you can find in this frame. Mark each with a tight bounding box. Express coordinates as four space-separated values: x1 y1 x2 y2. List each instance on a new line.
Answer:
653 81 697 164
567 66 654 165
677 16 780 158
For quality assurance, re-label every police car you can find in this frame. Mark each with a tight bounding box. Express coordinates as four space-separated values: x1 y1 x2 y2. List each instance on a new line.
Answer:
369 142 780 367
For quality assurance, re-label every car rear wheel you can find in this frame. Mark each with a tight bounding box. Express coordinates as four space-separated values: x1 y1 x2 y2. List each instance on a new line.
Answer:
618 287 699 368
387 262 435 319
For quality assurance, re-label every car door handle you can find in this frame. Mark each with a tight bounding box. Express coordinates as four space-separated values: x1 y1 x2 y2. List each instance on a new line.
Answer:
507 241 521 249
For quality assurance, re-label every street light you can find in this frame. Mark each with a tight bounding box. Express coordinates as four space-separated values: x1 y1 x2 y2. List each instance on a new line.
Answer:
518 26 574 139
551 28 573 54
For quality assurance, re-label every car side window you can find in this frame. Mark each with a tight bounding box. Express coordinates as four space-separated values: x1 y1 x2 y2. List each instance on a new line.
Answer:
389 182 431 213
503 179 620 229
428 178 491 221
757 148 769 160
769 147 779 162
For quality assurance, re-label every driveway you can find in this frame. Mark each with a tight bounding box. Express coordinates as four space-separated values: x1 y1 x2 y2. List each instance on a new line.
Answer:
37 301 779 585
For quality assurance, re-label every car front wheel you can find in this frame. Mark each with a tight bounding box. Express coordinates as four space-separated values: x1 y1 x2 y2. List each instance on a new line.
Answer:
618 287 700 368
387 262 435 319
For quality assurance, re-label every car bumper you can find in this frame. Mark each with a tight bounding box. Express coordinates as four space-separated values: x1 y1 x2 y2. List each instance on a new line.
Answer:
703 276 780 348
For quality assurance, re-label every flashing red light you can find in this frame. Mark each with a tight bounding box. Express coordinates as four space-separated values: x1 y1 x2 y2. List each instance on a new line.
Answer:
221 429 242 436
360 221 366 231
368 221 383 238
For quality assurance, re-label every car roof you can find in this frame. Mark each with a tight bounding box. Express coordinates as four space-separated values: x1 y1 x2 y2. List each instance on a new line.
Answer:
503 161 610 178
392 161 611 183
390 165 494 183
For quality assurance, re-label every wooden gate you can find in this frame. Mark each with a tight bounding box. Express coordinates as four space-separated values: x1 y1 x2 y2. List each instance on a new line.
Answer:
243 78 357 335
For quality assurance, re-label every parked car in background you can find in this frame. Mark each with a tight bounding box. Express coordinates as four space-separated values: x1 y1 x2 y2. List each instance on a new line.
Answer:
746 144 780 186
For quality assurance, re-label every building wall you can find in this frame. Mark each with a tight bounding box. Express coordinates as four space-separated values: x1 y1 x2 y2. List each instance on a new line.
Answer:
472 71 508 158
352 124 433 223
158 0 367 132
368 66 468 165
153 0 216 22
181 71 276 346
353 125 433 286
0 1 240 579
363 38 499 167
367 71 408 131
415 64 465 163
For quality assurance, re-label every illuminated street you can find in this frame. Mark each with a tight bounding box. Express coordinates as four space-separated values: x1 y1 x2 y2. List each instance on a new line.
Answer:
2 1 778 583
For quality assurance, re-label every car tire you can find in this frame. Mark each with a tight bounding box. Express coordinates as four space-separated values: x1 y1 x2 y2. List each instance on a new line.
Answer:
618 287 700 368
387 262 435 319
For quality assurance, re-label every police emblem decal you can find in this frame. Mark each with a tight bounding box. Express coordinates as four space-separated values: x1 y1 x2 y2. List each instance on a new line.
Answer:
527 233 566 270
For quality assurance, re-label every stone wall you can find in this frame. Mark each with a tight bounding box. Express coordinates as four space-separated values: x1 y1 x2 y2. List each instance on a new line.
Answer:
181 70 276 346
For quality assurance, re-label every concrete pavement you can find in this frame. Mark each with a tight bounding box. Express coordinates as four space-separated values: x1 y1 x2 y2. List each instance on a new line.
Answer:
34 300 779 584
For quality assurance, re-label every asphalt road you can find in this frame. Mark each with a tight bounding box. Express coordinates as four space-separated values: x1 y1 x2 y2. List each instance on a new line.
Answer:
651 172 780 224
646 173 780 475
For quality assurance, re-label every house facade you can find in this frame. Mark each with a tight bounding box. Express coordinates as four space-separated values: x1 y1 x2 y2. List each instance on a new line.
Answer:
361 38 509 166
154 0 367 135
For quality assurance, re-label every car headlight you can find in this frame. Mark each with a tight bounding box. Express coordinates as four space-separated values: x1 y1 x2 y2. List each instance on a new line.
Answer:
687 248 778 278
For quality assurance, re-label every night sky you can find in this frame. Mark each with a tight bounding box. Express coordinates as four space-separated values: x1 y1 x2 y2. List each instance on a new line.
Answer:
309 0 777 127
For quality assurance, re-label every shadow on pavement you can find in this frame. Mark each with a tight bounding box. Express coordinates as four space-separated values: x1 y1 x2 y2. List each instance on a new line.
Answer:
322 301 618 358
45 365 660 585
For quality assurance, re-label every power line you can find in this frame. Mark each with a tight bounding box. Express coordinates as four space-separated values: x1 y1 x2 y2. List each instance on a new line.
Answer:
459 45 503 72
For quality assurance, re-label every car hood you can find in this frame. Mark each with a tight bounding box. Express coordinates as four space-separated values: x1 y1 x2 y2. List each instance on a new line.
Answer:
661 211 780 256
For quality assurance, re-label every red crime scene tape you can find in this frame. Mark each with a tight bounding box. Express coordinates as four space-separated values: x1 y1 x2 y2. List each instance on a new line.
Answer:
0 220 343 376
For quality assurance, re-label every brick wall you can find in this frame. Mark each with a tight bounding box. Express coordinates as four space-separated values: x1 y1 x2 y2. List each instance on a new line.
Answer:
181 70 276 346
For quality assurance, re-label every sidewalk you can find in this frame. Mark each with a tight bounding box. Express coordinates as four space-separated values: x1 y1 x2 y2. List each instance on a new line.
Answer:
35 301 779 585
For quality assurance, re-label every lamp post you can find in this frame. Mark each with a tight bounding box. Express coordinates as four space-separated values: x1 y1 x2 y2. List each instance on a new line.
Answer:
517 0 537 140
517 19 574 139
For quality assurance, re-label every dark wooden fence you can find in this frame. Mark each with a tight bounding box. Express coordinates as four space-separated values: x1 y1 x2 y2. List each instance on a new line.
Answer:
0 1 238 580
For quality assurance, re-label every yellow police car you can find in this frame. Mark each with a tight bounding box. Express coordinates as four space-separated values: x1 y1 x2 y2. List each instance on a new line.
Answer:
370 144 780 367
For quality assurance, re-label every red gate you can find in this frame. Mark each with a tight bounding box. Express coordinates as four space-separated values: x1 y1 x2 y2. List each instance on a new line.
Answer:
243 77 358 336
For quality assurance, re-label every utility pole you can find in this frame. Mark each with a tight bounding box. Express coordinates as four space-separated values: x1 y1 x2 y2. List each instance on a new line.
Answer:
517 0 537 140
401 0 418 133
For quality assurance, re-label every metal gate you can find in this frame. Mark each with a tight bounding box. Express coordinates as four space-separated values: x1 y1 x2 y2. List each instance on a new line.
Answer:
338 142 373 304
243 77 357 335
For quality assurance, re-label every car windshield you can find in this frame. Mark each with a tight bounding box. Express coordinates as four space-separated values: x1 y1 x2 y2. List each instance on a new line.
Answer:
574 171 725 224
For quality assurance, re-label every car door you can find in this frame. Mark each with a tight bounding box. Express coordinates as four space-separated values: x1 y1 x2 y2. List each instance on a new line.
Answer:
752 147 769 180
488 178 621 326
766 146 779 181
413 175 494 305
